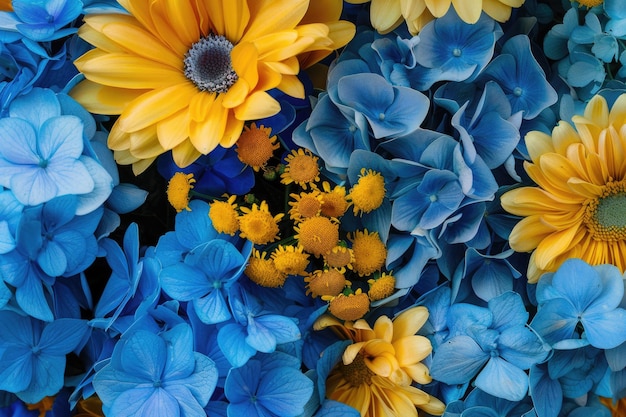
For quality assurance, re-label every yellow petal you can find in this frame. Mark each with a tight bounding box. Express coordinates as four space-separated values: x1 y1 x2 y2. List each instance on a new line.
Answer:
243 0 309 42
401 0 427 23
342 341 367 364
128 126 163 159
482 0 515 22
525 129 555 164
500 187 580 216
370 0 403 33
393 336 432 366
231 42 259 91
70 80 147 115
219 113 246 148
253 31 302 61
551 120 581 156
131 156 155 175
76 51 187 89
188 94 228 154
508 215 556 252
365 350 398 377
108 120 130 151
609 93 626 127
171 140 202 168
403 362 432 384
117 83 197 133
451 0 482 23
425 0 452 18
162 0 200 46
234 91 281 120
373 315 393 342
584 94 610 127
156 110 190 150
392 306 428 341
298 21 356 68
301 0 342 23
534 224 581 269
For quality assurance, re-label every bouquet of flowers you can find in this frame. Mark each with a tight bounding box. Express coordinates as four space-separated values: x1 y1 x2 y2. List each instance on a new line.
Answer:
2 0 626 416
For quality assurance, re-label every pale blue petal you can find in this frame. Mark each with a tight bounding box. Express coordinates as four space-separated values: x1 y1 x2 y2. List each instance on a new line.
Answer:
37 239 68 276
315 400 360 416
75 155 114 215
552 259 602 313
430 335 489 384
530 298 578 346
0 118 38 166
529 364 562 417
587 263 624 313
197 239 245 280
475 357 529 401
8 88 60 128
582 308 626 349
0 220 15 254
218 323 257 368
161 384 207 417
257 367 313 416
605 342 626 372
167 353 217 406
175 200 216 249
107 183 148 214
498 326 550 369
488 291 528 331
160 324 195 380
246 318 277 353
45 157 94 198
38 115 83 160
93 364 154 404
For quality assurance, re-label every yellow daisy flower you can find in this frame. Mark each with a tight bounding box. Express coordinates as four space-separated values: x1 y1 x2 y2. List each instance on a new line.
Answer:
281 148 321 189
166 172 195 212
315 306 445 417
501 94 626 282
294 215 340 257
288 190 324 221
319 181 350 218
238 200 283 245
347 168 386 215
71 0 355 173
271 244 310 276
235 123 279 171
304 268 350 298
325 289 371 321
367 272 396 301
349 229 387 276
245 249 288 287
346 0 525 35
209 195 240 235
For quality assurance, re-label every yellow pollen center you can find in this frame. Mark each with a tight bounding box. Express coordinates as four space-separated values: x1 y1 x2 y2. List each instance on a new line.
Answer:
209 198 239 235
296 216 339 257
282 149 320 188
306 269 346 297
167 172 195 212
583 180 626 242
341 352 374 387
236 124 279 171
349 169 386 214
572 0 603 7
351 230 387 276
328 291 370 321
368 274 396 301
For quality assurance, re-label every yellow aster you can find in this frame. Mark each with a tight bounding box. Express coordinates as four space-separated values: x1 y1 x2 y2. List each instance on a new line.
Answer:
245 249 288 287
71 0 355 174
345 0 525 35
350 229 387 276
315 306 445 417
501 94 626 282
238 200 283 245
166 172 195 212
347 168 386 215
209 195 240 236
271 244 310 276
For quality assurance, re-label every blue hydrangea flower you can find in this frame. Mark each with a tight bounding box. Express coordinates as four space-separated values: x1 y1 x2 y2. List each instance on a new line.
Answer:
0 310 88 403
0 195 102 321
530 259 626 350
0 0 83 42
225 352 314 417
217 283 301 368
0 88 108 207
415 9 501 84
160 238 251 325
477 35 558 120
93 323 218 417
430 292 550 401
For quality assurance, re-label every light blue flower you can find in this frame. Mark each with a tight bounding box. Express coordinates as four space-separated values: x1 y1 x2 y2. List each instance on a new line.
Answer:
530 259 626 350
0 88 102 207
415 9 501 84
443 387 535 417
430 292 550 401
477 35 558 120
385 230 440 291
225 352 314 417
93 323 218 417
160 238 251 325
0 0 83 42
0 310 88 403
543 7 580 60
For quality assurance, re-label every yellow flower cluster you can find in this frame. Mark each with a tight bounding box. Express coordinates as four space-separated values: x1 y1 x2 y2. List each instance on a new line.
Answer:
205 147 398 321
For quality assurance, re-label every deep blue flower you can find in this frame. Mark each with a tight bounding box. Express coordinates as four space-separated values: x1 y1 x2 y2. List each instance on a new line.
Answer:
157 145 254 198
530 259 626 350
0 0 83 42
430 292 550 401
0 310 88 403
160 238 251 325
93 323 218 417
225 352 314 417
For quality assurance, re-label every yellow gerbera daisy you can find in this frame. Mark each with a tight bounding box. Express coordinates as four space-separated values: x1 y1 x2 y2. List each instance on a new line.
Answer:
346 0 525 35
71 0 355 173
501 94 626 283
315 306 445 417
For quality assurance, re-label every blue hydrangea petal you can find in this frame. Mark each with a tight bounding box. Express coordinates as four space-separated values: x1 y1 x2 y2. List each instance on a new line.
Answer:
160 324 195 380
498 326 549 369
530 297 578 346
0 118 39 166
37 238 68 276
160 263 210 301
529 364 562 417
225 359 261 404
119 331 166 382
488 291 528 332
17 351 65 403
475 357 529 401
168 352 218 406
193 290 231 325
257 367 313 416
174 200 217 249
551 259 602 313
587 263 624 313
430 335 489 384
16 272 54 322
218 323 257 368
75 156 114 216
246 318 277 354
582 309 626 349
197 239 245 280
8 87 60 128
38 318 87 355
94 365 155 405
109 387 180 417
159 384 208 417
254 315 301 345
0 349 32 393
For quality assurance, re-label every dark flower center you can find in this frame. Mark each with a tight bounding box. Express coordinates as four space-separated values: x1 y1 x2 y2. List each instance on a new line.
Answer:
184 34 238 93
